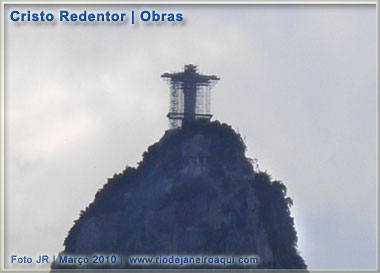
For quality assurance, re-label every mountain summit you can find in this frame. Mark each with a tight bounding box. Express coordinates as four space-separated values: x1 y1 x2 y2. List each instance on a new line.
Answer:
53 120 306 269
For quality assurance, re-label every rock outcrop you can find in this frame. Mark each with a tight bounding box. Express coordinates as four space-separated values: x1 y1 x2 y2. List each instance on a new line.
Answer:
52 120 306 269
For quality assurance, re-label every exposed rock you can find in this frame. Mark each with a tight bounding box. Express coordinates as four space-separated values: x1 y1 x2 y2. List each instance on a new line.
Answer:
52 120 307 270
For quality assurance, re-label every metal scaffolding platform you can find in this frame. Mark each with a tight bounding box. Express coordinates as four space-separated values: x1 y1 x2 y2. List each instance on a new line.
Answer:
162 64 220 128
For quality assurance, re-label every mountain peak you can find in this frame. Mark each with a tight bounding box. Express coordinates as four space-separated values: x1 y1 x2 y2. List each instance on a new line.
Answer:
53 120 306 270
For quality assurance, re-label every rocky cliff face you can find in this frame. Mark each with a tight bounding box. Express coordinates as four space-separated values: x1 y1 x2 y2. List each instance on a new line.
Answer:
53 121 306 269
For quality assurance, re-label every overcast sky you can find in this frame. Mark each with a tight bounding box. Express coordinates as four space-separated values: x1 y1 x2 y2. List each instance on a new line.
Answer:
4 4 376 270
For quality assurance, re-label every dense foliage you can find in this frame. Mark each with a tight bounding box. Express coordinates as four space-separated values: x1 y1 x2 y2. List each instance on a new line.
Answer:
62 120 306 269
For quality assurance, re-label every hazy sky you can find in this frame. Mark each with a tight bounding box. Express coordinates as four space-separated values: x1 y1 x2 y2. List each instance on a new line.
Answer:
4 4 376 269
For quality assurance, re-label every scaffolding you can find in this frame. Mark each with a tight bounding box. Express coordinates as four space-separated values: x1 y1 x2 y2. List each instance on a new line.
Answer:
162 64 220 128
